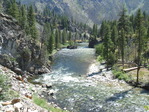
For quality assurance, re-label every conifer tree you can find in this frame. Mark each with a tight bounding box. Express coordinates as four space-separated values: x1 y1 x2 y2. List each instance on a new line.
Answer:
55 29 60 49
135 9 145 84
118 7 130 68
111 25 118 50
59 30 62 44
48 32 55 54
103 24 114 70
100 21 106 40
62 29 67 45
92 24 98 37
43 23 51 45
8 0 19 20
147 27 149 38
20 5 27 30
0 1 2 12
27 5 38 39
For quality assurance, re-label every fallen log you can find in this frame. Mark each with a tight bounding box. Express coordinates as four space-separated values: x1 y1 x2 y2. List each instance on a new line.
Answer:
123 66 143 72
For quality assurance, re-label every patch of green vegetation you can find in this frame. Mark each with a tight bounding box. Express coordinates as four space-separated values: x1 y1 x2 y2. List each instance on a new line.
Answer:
7 90 19 99
112 70 130 82
97 55 104 62
0 73 10 100
144 105 149 110
33 95 67 112
147 65 149 70
95 44 103 55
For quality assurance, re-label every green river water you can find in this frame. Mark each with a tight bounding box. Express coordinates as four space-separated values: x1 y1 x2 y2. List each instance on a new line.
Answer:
33 43 149 112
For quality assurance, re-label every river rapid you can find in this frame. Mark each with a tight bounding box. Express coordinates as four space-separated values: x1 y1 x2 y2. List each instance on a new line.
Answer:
33 43 149 112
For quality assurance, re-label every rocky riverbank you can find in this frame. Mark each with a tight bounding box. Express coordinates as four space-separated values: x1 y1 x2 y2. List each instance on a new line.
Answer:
87 62 127 86
0 65 64 112
87 62 149 92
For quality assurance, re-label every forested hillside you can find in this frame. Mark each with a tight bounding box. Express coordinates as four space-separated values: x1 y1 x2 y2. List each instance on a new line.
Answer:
0 0 89 75
95 8 149 84
17 0 149 26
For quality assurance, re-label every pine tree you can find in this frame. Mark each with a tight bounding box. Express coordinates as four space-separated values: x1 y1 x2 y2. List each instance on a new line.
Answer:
135 9 145 84
62 29 67 45
118 7 130 69
92 24 98 37
0 0 2 12
55 29 60 49
147 27 149 38
119 28 125 68
100 21 106 40
20 5 27 30
8 0 19 20
111 25 118 49
27 5 38 39
48 33 55 54
43 23 51 45
59 30 62 44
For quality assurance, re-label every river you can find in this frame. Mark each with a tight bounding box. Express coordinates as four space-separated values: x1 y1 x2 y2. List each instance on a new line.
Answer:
33 43 149 112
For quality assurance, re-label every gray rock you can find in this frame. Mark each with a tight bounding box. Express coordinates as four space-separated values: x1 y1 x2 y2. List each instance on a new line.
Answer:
14 102 23 110
46 83 52 89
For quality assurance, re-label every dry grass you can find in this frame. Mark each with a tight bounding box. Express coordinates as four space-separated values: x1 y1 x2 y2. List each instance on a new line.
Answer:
127 68 149 83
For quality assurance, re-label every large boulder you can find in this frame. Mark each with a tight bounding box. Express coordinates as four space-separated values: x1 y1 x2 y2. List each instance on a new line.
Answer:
67 45 77 49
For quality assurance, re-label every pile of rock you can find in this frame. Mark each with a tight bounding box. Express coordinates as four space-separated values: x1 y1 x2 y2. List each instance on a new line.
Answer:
0 65 58 112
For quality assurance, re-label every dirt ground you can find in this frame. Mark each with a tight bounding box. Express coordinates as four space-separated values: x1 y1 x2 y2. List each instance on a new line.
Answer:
127 68 149 84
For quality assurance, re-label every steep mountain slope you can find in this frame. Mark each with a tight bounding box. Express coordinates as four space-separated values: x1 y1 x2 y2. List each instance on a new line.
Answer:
19 0 149 26
0 13 50 75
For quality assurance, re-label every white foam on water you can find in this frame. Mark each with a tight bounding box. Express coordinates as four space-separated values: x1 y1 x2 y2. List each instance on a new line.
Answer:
87 63 99 75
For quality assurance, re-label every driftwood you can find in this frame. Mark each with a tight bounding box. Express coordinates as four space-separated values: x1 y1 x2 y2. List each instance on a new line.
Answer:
1 99 21 106
123 66 143 72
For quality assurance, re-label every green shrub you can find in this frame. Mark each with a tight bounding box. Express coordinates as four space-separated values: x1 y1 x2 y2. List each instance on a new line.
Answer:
33 95 67 112
97 56 104 62
0 73 9 100
112 70 130 82
144 105 149 110
147 65 149 70
95 44 103 55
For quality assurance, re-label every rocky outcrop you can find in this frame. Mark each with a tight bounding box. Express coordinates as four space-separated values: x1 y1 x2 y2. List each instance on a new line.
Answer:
0 13 50 75
0 65 60 112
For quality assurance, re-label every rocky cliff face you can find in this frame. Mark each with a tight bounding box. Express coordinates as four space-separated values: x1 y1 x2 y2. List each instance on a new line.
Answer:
0 13 50 75
20 0 149 26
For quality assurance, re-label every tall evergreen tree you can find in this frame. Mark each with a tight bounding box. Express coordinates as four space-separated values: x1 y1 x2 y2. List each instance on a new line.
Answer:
111 25 118 49
59 30 62 44
55 29 60 49
147 27 149 38
20 5 27 30
27 5 38 39
0 0 2 12
62 29 67 45
8 0 19 20
135 9 145 84
92 24 98 37
48 32 55 54
103 24 114 70
100 21 106 40
43 23 51 45
118 7 130 69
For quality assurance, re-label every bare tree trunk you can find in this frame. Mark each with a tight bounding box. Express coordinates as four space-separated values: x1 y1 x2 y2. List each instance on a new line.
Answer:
136 66 140 84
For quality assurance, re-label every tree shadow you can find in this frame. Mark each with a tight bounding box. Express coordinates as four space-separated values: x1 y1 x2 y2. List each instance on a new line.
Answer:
87 71 102 77
106 87 135 102
139 82 149 94
106 86 149 102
